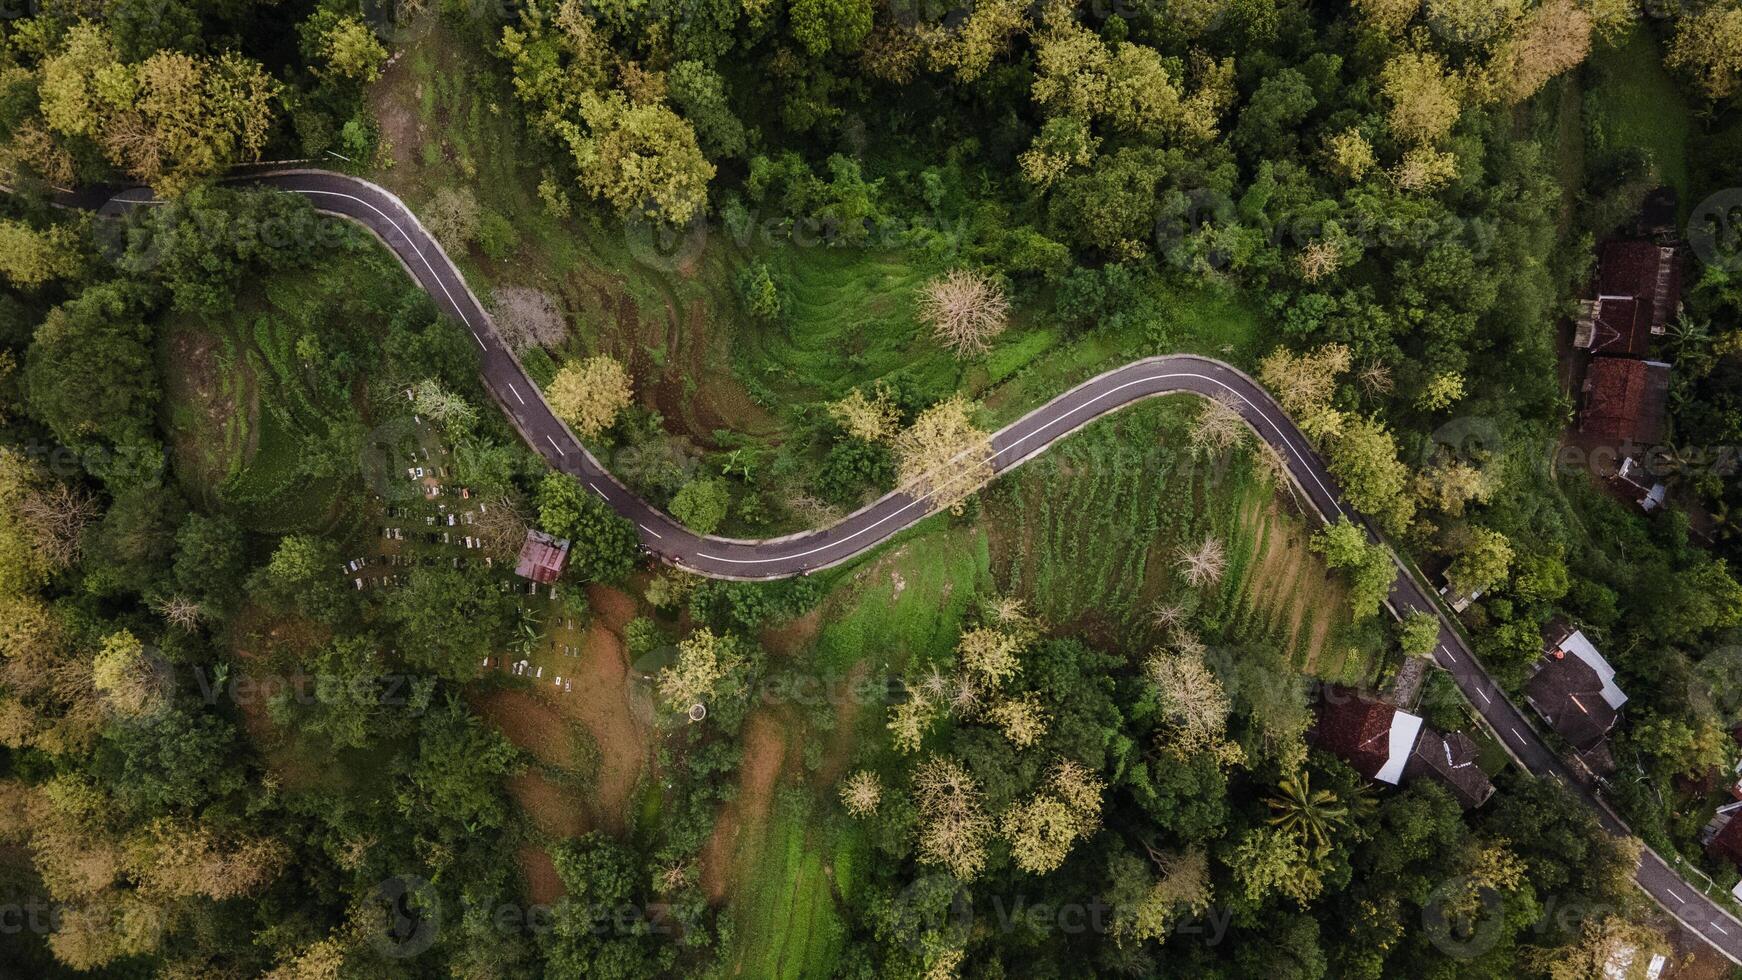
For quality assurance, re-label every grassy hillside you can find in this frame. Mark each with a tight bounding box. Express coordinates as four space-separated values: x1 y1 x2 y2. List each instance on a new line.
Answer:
158 247 412 533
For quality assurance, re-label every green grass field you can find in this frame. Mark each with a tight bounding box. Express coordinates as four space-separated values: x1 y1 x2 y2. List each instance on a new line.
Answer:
721 793 859 980
985 395 1382 680
158 248 410 533
808 522 993 675
734 247 957 404
1587 26 1692 210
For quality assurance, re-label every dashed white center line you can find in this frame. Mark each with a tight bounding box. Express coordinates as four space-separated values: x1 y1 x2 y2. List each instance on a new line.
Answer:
639 523 663 539
1476 687 1492 705
1440 645 1457 663
1669 888 1688 903
1510 727 1525 742
545 435 565 456
471 331 486 350
587 482 606 498
508 382 526 406
1711 921 1729 935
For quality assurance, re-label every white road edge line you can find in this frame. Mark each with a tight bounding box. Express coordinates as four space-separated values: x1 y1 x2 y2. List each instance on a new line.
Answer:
697 368 1345 566
95 176 1742 969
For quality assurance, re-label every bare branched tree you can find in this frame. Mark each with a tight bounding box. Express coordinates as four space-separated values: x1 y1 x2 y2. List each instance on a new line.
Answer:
17 482 96 570
1357 361 1394 396
1176 536 1227 588
919 269 1010 358
656 862 691 894
984 594 1031 627
1149 600 1187 632
917 665 951 704
1189 393 1248 456
154 595 204 631
947 670 988 718
472 494 530 562
490 287 569 354
840 771 884 818
1297 240 1342 282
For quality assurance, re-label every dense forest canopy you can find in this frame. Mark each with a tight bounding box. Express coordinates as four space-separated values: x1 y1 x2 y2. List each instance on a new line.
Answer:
3 0 1742 977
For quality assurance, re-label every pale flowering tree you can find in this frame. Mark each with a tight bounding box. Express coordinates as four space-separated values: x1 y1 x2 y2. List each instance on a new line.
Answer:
913 756 993 880
655 628 741 714
547 355 633 439
893 395 993 513
1001 759 1104 874
987 693 1048 748
828 386 901 443
840 770 884 817
1175 535 1227 587
918 268 1010 357
1146 643 1244 767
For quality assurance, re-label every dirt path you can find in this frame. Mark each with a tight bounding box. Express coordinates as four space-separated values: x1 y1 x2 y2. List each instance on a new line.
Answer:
817 662 870 786
564 615 646 834
517 845 565 905
699 711 788 902
481 585 651 831
506 771 590 839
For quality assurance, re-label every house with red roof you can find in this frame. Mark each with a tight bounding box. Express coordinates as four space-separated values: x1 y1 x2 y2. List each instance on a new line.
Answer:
1523 622 1627 775
515 530 570 584
1703 801 1742 867
1314 687 1494 808
1575 240 1681 356
1580 356 1671 446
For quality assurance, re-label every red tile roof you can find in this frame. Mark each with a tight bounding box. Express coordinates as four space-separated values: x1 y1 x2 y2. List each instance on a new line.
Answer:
1524 651 1620 752
1579 241 1681 356
515 530 570 584
1316 689 1403 780
1707 811 1742 866
1580 357 1670 445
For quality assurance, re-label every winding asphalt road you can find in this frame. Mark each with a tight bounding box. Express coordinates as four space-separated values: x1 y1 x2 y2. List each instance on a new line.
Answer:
46 170 1742 963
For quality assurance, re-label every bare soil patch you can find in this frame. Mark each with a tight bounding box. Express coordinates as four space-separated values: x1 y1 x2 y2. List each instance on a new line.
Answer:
760 607 824 659
470 687 578 771
517 845 565 905
586 583 639 633
507 770 590 840
558 618 647 834
225 604 333 790
1238 496 1342 670
817 661 871 785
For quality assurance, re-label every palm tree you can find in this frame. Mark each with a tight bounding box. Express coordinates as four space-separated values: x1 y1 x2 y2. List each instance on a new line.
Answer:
512 605 543 659
719 449 753 480
1266 771 1348 857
